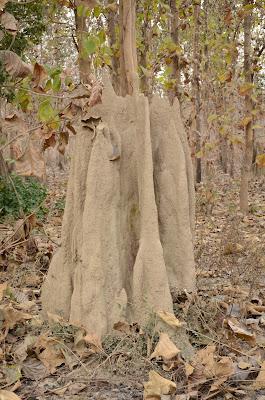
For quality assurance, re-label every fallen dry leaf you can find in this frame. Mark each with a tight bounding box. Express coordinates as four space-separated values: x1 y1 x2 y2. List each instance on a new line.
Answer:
252 361 265 390
185 363 194 377
144 370 176 399
113 320 131 334
150 332 180 361
226 319 255 343
22 357 49 380
0 305 32 332
238 361 251 370
214 356 235 378
0 391 21 400
35 335 65 374
194 345 216 378
157 311 185 328
0 282 8 301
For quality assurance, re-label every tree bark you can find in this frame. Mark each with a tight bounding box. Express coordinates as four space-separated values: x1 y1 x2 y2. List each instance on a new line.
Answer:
106 2 120 93
119 0 138 96
239 0 253 214
193 3 202 183
74 10 91 84
168 0 180 104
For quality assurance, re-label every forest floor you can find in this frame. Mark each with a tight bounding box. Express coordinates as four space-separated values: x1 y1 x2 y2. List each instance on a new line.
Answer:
0 167 265 400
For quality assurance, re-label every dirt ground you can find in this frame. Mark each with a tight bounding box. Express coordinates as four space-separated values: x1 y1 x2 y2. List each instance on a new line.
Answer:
0 166 265 399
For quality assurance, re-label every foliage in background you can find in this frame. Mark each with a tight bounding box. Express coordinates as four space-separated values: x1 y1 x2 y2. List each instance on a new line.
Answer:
0 0 46 99
0 174 47 220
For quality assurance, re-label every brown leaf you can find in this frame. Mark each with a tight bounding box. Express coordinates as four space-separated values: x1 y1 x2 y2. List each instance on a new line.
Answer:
252 361 265 390
83 333 103 353
0 50 32 78
143 370 176 399
32 62 47 89
157 311 185 328
194 345 216 378
113 321 131 334
14 335 37 363
150 332 180 361
22 357 49 380
0 282 8 301
214 357 235 378
0 391 21 400
0 12 17 35
0 0 8 10
35 335 65 374
185 363 194 377
226 319 255 343
0 305 32 332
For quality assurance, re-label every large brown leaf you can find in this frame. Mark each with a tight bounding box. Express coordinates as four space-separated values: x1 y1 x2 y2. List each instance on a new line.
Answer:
0 0 8 10
0 51 33 78
0 12 17 34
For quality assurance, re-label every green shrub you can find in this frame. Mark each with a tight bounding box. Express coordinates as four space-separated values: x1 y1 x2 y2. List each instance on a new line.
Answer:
0 174 47 219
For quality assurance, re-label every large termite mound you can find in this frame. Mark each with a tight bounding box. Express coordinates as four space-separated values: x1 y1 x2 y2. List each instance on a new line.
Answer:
41 79 195 336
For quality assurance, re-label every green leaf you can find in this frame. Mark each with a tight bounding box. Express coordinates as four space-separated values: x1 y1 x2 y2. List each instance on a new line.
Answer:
38 99 55 123
82 36 97 57
52 75 61 92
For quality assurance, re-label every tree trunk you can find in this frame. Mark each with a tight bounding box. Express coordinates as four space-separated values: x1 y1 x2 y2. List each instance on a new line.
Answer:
106 2 120 93
193 3 202 183
74 10 91 84
168 0 180 104
138 2 151 97
119 0 138 96
239 0 253 214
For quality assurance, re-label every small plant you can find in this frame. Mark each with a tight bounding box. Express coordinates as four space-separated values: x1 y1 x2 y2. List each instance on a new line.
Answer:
53 197 65 212
0 174 48 220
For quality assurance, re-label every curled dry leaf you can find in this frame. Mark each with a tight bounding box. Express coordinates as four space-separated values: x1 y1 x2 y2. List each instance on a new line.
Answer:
226 319 255 343
32 62 47 90
150 332 180 361
252 361 265 390
157 311 185 328
0 391 21 400
113 320 131 334
0 12 17 34
143 370 176 399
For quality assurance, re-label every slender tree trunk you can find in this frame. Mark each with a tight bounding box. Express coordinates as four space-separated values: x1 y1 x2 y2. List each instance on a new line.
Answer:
139 3 151 97
106 2 120 93
168 0 180 104
119 0 138 96
193 3 202 183
74 10 91 84
239 0 253 214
